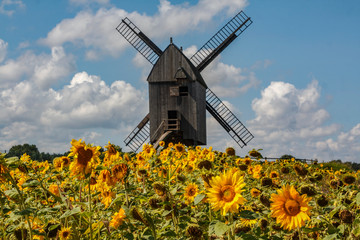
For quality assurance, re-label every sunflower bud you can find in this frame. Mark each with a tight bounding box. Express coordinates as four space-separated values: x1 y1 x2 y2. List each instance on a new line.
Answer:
261 177 273 187
340 210 354 224
260 219 268 231
281 167 290 174
131 208 148 226
260 194 271 207
198 160 212 170
293 164 308 176
316 195 328 207
152 182 167 197
300 185 317 197
186 225 203 239
343 175 356 185
225 147 236 156
149 197 161 209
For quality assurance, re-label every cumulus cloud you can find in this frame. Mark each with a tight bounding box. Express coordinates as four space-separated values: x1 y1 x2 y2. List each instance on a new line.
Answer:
201 57 260 98
243 80 343 159
205 79 360 162
39 0 248 58
315 124 360 162
0 46 75 89
41 71 147 128
0 0 24 16
0 71 147 153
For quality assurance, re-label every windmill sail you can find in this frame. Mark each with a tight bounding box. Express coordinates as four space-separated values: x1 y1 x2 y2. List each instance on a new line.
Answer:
206 88 253 148
116 18 163 65
124 114 150 152
190 11 252 72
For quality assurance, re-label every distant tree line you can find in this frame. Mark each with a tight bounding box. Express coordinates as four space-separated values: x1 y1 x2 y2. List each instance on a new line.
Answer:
5 143 68 162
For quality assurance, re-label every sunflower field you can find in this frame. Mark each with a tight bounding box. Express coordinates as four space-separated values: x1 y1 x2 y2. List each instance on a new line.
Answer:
1 139 360 240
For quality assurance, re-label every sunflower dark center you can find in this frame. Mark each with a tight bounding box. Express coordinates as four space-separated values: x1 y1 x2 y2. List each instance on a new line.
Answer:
188 188 196 196
78 147 93 166
221 185 236 202
284 199 300 216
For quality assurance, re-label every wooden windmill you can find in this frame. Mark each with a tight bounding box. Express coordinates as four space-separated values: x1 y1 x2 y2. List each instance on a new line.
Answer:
116 10 254 152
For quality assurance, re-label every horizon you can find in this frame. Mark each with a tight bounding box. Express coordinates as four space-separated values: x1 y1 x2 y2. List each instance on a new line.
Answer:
1 0 359 162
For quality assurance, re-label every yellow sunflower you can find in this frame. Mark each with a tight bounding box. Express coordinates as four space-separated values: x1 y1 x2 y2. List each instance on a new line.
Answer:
100 186 115 208
58 227 71 240
184 183 199 203
270 185 312 230
53 157 63 171
250 188 261 198
206 170 246 216
110 208 126 229
49 184 60 197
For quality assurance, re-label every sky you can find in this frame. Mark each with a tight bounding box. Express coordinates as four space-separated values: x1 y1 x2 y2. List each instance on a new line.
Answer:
1 0 359 162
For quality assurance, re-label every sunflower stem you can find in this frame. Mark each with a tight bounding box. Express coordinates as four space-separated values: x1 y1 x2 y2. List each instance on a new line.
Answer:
228 212 235 240
297 226 303 240
88 176 93 240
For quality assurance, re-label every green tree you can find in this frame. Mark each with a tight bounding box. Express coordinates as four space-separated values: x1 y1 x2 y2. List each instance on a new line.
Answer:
280 154 295 160
6 143 41 161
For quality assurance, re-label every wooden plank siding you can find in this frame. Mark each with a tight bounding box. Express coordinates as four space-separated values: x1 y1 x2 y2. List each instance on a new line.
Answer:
148 43 207 145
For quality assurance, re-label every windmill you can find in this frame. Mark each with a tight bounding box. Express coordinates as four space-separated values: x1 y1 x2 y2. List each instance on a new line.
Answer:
116 10 254 152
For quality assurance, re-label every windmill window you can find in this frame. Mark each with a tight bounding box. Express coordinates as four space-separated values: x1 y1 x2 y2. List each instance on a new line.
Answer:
169 86 179 96
179 86 188 96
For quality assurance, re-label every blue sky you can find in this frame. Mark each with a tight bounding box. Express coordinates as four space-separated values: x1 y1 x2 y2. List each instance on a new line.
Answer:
1 0 359 162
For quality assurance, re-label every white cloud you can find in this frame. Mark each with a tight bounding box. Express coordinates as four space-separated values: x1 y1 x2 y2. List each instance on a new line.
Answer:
241 80 358 161
41 71 147 128
0 46 75 89
315 123 360 162
0 71 147 153
203 79 360 162
0 39 7 63
39 0 248 58
0 0 24 16
201 57 260 98
32 47 76 89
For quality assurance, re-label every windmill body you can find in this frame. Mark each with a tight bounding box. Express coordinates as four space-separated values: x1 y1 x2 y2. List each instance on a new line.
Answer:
148 43 207 146
117 11 254 152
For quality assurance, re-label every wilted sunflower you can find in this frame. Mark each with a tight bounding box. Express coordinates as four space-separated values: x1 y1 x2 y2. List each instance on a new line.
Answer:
68 139 101 176
270 185 312 230
184 183 199 203
206 170 246 216
174 143 185 155
104 141 117 160
110 208 126 229
58 227 72 240
112 163 128 182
